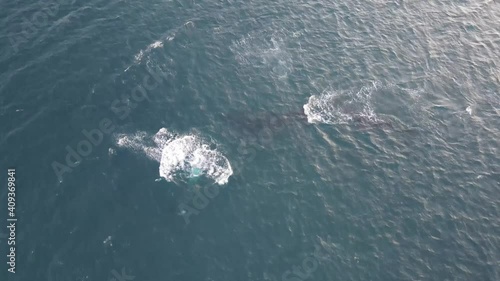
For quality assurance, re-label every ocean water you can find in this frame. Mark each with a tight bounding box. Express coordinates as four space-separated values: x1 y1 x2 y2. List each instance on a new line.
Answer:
1 0 499 280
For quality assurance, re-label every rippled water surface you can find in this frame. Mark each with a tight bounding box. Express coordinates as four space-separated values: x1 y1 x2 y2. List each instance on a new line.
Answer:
0 0 499 280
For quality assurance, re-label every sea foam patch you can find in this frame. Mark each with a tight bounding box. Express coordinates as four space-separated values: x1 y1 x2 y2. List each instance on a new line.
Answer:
134 40 164 64
116 128 232 185
304 83 381 125
125 20 195 72
230 31 293 79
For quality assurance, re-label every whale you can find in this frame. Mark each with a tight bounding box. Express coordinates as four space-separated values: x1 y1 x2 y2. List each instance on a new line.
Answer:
223 109 307 138
223 107 419 139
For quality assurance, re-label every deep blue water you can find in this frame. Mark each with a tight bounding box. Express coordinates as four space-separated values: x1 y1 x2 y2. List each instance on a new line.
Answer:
1 0 499 280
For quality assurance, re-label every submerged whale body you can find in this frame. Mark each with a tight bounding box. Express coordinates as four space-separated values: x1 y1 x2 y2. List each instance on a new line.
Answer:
222 107 419 139
224 109 307 137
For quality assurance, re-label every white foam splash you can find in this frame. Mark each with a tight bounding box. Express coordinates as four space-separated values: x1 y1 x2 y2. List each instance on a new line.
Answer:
134 40 164 64
466 106 472 115
115 128 232 185
158 135 233 185
150 41 163 49
303 83 380 125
